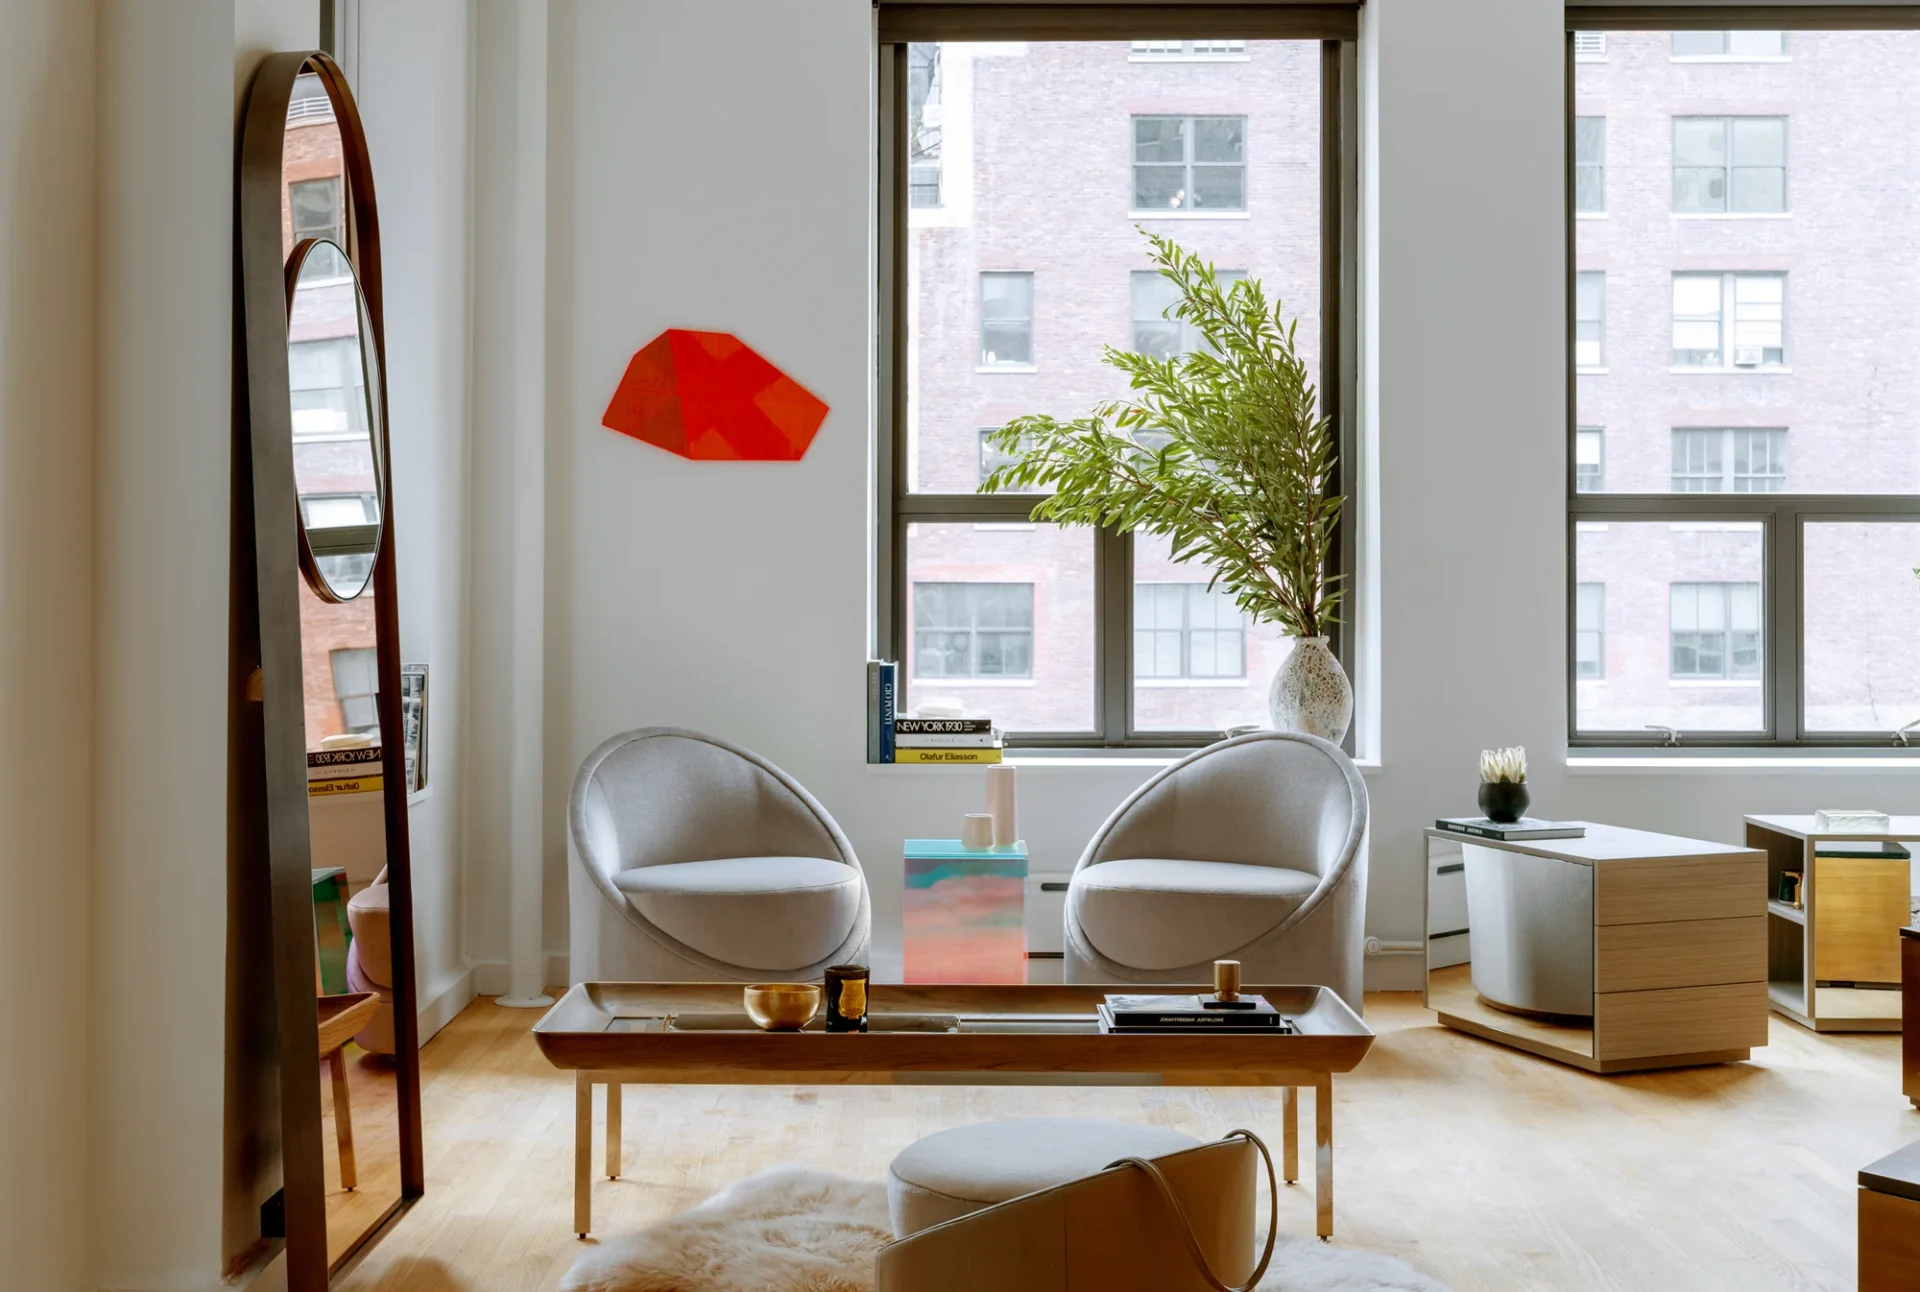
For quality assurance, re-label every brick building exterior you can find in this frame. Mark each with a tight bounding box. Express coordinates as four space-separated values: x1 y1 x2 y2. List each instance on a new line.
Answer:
905 39 1322 733
1576 29 1920 736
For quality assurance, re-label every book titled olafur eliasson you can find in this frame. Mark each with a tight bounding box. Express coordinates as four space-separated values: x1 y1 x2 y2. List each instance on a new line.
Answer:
891 746 1004 764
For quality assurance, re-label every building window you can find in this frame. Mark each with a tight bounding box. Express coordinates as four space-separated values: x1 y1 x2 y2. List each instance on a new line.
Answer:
1132 115 1247 212
1575 427 1604 492
1671 428 1788 493
1672 31 1786 58
1575 583 1605 680
913 582 1035 678
908 43 943 207
1574 116 1605 213
288 337 367 440
1673 116 1787 213
1671 272 1785 369
979 272 1034 367
1135 583 1246 679
1575 271 1605 368
1670 583 1762 680
884 31 1351 745
330 647 380 734
1130 39 1247 59
1573 31 1607 61
977 427 1041 488
1131 268 1246 357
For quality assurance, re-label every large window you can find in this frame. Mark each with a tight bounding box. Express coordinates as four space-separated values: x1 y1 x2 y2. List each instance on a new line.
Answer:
882 15 1354 747
1672 116 1787 213
1131 115 1248 212
1670 273 1784 369
329 647 380 735
1569 24 1920 746
907 44 944 207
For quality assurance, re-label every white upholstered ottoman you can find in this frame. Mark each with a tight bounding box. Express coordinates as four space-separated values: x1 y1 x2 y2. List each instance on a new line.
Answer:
885 1117 1201 1238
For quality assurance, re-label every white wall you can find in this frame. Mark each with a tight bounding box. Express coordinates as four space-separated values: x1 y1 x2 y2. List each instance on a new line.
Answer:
519 0 1920 993
92 2 313 1288
0 3 95 1287
354 0 477 1033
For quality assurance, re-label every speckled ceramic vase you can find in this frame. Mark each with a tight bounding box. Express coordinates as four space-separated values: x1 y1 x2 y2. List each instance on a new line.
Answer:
1267 636 1352 743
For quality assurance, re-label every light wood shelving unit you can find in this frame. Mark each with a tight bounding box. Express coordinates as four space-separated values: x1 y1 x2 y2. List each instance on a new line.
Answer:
1746 815 1918 1034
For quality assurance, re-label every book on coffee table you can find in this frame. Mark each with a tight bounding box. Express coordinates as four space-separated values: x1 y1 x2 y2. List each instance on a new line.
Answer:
1098 993 1290 1032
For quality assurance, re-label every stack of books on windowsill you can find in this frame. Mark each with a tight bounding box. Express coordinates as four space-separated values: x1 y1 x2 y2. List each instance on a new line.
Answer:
866 661 1003 764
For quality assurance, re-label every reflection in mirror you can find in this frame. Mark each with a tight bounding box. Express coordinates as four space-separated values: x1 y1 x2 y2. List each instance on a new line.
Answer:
302 579 402 1268
288 244 383 602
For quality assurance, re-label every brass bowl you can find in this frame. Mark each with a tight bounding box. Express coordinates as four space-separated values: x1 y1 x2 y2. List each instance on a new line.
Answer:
743 983 821 1032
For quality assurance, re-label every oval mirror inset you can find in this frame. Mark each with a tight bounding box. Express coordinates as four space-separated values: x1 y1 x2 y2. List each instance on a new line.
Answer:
287 237 384 602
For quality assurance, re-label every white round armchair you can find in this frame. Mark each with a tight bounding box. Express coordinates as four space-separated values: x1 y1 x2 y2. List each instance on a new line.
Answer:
1063 731 1369 1007
568 728 871 982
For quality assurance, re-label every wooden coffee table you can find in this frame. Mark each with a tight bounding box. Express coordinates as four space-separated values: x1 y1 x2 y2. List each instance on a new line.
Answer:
533 982 1373 1239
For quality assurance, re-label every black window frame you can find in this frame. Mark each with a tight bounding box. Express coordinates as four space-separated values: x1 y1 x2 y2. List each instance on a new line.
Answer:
878 5 1359 749
1566 11 1920 749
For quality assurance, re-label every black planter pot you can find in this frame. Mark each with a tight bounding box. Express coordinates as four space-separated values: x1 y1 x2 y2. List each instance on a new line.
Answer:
1478 780 1530 824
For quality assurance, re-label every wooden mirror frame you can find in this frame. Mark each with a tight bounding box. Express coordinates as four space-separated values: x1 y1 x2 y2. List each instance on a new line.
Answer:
234 50 422 1291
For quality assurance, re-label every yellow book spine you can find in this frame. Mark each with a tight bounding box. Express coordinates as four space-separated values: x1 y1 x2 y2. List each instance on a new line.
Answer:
308 775 385 796
891 747 1004 764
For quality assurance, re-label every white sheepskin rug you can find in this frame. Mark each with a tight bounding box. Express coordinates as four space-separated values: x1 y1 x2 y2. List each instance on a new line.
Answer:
560 1166 1451 1292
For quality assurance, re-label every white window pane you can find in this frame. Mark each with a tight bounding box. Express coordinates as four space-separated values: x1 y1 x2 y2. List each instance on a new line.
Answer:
1804 523 1920 730
1673 118 1726 166
1727 30 1785 56
1576 525 1764 733
1731 117 1785 166
1673 276 1722 316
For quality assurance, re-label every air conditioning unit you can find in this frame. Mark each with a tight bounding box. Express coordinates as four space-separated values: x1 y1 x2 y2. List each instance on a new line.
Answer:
1733 347 1763 367
1573 32 1607 58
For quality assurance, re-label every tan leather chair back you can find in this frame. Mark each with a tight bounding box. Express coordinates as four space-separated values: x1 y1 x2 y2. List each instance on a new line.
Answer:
873 1137 1257 1292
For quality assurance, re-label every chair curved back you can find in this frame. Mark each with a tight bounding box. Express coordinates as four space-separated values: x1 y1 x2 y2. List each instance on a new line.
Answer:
875 1136 1258 1292
570 728 860 895
1080 731 1366 897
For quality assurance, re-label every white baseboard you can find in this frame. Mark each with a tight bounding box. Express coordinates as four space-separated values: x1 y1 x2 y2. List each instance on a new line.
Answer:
1362 949 1426 993
470 952 571 998
418 966 476 1042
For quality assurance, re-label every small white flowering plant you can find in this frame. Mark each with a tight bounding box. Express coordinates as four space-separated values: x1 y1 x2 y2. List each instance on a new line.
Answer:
1479 746 1527 785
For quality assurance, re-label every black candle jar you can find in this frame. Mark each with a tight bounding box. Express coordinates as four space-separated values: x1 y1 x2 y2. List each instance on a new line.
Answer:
824 964 869 1032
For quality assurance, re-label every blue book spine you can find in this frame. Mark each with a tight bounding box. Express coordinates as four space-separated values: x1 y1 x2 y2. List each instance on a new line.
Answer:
865 661 882 763
879 661 897 763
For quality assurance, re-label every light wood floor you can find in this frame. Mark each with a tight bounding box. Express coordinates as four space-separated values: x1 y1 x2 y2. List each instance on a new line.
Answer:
336 990 1912 1292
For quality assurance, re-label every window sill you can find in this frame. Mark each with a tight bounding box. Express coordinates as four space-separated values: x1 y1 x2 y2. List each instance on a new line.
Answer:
976 364 1038 375
1670 212 1791 220
868 750 1382 774
1128 54 1251 63
1128 210 1251 221
1577 366 1609 375
1668 366 1791 375
1134 677 1249 688
914 678 1036 688
1575 211 1608 220
408 786 434 807
1568 751 1920 772
1666 678 1762 688
1669 56 1791 64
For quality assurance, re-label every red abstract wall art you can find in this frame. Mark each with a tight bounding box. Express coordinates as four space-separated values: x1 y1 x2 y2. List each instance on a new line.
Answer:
601 328 829 461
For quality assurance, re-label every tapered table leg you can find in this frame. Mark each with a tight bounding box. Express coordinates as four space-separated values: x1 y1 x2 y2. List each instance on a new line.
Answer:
606 1082 622 1179
1282 1086 1299 1184
328 1049 357 1191
575 1073 592 1237
1315 1074 1333 1240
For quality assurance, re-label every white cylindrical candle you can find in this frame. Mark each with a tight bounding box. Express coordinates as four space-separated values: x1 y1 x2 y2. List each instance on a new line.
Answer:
961 813 994 850
986 764 1018 847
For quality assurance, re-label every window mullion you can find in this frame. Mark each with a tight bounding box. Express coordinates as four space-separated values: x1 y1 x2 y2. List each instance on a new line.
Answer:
1771 502 1800 742
1096 525 1131 741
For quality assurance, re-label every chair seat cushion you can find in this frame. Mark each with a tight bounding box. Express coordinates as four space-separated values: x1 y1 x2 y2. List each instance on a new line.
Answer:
611 856 861 971
885 1117 1201 1238
1074 858 1319 970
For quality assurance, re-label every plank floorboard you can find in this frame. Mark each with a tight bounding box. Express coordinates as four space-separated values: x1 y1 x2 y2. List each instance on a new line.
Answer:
336 991 1909 1292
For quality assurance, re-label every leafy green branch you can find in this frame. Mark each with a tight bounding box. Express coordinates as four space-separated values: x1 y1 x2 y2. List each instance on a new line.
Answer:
980 230 1344 639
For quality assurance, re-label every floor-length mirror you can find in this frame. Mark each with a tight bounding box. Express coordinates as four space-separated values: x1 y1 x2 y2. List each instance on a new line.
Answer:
281 59 409 1273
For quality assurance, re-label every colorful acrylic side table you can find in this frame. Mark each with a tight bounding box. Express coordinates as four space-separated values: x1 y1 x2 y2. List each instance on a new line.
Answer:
903 839 1028 983
312 866 353 995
